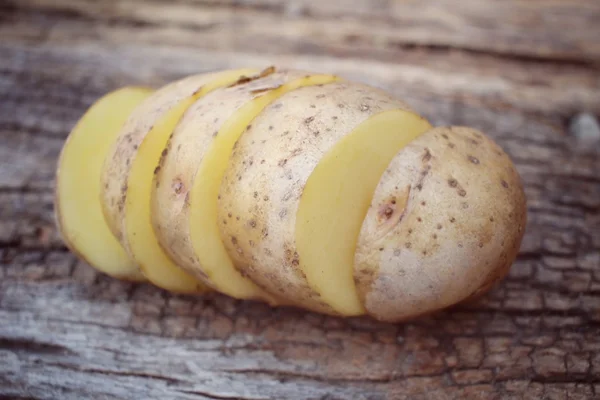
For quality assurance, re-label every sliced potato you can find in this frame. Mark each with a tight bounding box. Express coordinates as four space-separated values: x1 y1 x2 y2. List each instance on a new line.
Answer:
55 87 152 281
296 109 432 316
217 82 417 314
190 72 339 300
56 67 527 322
153 68 338 300
117 69 256 293
102 69 258 242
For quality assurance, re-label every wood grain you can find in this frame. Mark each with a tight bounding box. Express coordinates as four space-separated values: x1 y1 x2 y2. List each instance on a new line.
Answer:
1 1 599 399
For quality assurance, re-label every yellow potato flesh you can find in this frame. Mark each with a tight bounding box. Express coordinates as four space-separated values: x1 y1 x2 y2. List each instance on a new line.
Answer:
190 74 339 299
296 109 432 315
56 87 152 281
124 70 253 293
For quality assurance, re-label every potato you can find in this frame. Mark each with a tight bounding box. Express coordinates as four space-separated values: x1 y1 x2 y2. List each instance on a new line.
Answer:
102 69 257 293
217 82 430 315
152 68 338 301
57 67 527 322
55 87 152 281
354 126 526 321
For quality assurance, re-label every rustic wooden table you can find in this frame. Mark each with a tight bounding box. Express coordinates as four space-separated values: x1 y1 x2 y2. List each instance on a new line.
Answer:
1 1 599 399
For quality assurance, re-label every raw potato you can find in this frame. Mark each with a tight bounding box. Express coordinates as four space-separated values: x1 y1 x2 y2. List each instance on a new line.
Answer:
57 67 527 322
153 69 338 300
105 69 257 293
296 109 432 316
354 126 527 321
55 87 152 281
218 82 421 314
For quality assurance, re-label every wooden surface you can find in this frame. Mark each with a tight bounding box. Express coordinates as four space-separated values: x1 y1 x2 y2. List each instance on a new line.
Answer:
1 0 600 399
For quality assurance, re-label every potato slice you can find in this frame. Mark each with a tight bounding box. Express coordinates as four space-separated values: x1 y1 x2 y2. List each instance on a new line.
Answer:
217 82 418 314
55 87 152 281
121 70 256 293
102 69 258 242
188 72 339 300
296 110 432 316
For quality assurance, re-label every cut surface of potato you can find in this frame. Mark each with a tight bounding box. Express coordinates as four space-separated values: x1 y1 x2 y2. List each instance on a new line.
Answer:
188 73 339 299
124 70 252 293
55 87 152 281
296 109 432 316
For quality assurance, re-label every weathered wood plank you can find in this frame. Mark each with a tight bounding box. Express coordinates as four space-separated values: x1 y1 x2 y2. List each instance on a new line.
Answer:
1 0 599 398
6 0 600 62
2 0 600 120
1 41 598 399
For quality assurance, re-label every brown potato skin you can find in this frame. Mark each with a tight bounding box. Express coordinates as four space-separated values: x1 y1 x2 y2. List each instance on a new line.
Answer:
354 126 527 322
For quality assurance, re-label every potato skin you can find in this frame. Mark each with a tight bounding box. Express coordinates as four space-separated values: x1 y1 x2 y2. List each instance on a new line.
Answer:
354 126 527 322
217 81 414 314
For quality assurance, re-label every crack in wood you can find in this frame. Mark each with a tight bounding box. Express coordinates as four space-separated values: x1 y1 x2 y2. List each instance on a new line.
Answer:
43 362 184 385
0 337 73 355
176 389 268 400
0 396 41 400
